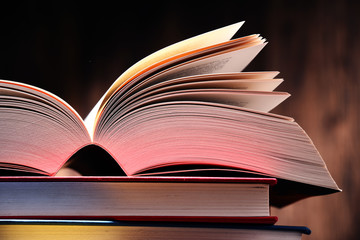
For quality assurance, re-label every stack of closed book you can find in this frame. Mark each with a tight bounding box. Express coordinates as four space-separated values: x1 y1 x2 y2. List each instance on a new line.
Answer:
0 22 340 239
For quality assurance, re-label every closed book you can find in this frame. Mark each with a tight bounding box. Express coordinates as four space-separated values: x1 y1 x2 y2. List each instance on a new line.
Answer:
0 177 276 220
0 219 311 240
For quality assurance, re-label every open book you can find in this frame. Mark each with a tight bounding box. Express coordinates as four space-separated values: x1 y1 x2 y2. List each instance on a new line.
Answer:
0 22 339 196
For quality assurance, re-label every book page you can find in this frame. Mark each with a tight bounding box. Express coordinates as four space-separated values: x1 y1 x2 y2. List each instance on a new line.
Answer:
146 43 266 82
119 90 290 114
119 72 281 103
96 101 339 191
84 22 244 139
119 78 284 110
94 41 268 134
0 80 86 128
0 80 91 175
135 78 284 96
100 35 266 115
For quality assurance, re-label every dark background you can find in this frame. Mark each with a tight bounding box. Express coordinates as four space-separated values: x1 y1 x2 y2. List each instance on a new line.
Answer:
1 1 359 239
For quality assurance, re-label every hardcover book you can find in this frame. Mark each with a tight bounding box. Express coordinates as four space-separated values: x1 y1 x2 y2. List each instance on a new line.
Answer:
0 219 311 240
0 177 277 220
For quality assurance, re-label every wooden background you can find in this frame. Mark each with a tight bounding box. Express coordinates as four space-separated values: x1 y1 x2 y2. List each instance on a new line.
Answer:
0 1 358 239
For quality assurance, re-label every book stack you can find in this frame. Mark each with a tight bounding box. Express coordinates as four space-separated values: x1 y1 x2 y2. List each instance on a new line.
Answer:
0 22 340 239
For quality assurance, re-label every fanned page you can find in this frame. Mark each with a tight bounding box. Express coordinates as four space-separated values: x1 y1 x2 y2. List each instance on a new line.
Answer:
94 101 339 191
84 22 245 138
92 34 276 139
0 80 90 175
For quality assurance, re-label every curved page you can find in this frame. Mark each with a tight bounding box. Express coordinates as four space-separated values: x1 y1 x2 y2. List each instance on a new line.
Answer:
0 80 90 175
95 101 339 192
84 22 244 138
